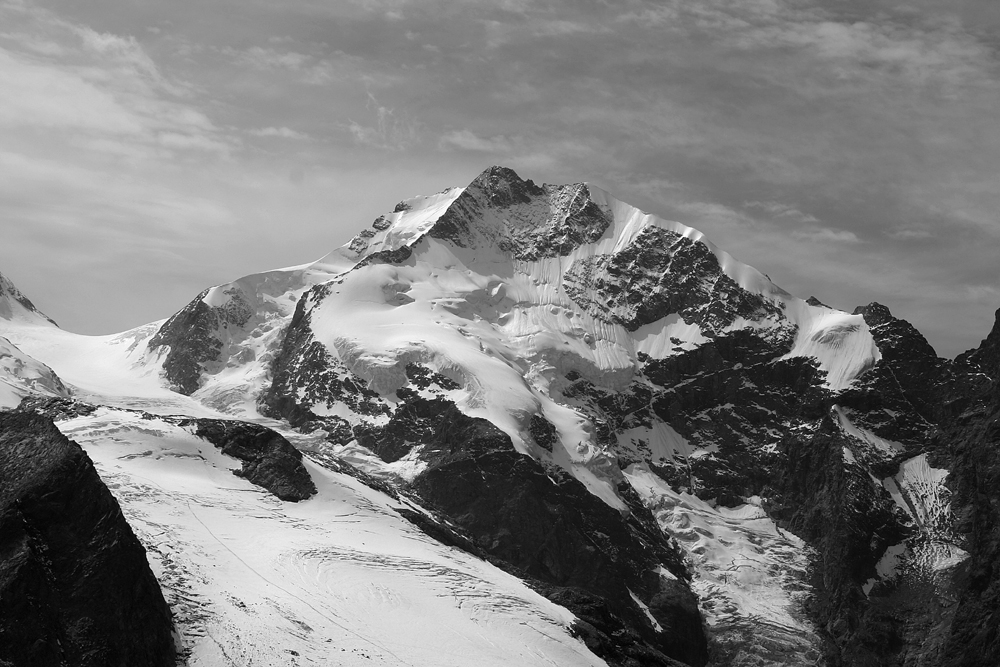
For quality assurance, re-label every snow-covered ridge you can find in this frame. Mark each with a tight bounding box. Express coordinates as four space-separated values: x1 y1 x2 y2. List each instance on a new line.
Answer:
0 270 57 326
135 166 880 410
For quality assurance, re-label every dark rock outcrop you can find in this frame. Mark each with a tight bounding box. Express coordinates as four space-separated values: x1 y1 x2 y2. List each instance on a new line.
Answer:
148 286 257 395
753 302 1000 667
147 289 224 395
351 363 463 463
17 397 315 502
806 296 832 308
851 302 962 424
956 307 1000 380
17 395 98 421
766 419 911 665
941 389 1000 666
406 406 709 667
260 286 387 443
0 410 175 667
182 418 317 502
273 340 710 665
563 226 784 333
938 318 1000 666
428 167 613 261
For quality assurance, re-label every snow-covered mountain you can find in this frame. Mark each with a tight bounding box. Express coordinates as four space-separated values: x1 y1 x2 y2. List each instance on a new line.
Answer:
1 166 998 667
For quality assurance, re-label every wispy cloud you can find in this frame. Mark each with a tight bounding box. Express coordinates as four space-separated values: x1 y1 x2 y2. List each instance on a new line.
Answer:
250 126 309 140
438 129 512 153
347 92 418 150
791 227 862 244
744 201 820 225
220 45 340 84
0 7 225 156
229 45 310 70
886 227 934 240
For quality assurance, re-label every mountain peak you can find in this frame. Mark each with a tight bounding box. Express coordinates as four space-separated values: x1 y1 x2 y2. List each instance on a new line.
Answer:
467 165 544 208
853 302 894 327
806 296 831 308
426 168 612 260
958 305 1000 376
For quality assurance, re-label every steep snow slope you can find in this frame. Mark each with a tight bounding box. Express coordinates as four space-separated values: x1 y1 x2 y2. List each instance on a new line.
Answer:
0 272 70 407
55 406 606 667
0 335 68 408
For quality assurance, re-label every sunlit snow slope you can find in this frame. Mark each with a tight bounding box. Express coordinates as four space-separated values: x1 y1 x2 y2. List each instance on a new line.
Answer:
57 406 606 667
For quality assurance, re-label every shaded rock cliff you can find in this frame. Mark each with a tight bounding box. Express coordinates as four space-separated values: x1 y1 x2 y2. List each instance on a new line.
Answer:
0 409 175 667
180 418 317 502
939 313 1000 666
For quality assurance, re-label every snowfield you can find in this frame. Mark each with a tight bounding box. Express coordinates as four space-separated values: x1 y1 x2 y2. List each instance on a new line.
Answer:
58 407 607 667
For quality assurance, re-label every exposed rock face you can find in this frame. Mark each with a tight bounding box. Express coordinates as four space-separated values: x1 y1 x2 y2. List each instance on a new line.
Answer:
265 338 710 664
564 226 784 333
851 302 965 423
556 324 822 506
181 418 317 502
754 302 1000 667
260 288 388 442
939 319 1000 666
0 410 175 667
942 400 1000 667
405 406 708 667
767 420 911 665
147 289 226 394
806 296 832 308
429 166 613 260
956 307 1000 380
561 297 996 666
146 271 315 398
16 395 98 421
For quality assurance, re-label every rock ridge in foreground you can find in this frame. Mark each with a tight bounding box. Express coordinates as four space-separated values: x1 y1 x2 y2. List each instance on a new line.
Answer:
0 409 176 667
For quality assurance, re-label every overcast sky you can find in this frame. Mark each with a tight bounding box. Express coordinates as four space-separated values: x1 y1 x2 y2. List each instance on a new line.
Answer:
1 0 998 357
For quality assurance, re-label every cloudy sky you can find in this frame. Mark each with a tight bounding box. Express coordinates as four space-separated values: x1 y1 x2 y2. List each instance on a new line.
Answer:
1 0 998 356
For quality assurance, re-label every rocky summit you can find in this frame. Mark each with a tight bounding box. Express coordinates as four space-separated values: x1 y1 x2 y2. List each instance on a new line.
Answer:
0 166 998 667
